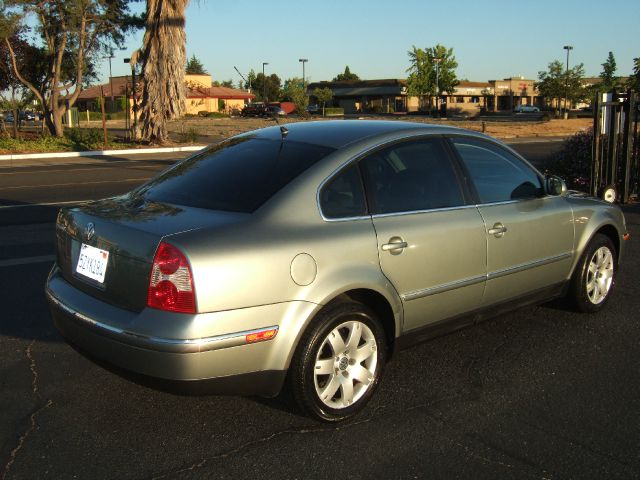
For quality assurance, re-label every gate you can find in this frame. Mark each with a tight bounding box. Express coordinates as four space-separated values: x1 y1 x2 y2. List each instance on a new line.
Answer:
591 89 639 203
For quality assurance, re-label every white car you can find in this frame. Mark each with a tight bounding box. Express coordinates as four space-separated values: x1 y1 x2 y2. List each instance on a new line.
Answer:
514 105 540 113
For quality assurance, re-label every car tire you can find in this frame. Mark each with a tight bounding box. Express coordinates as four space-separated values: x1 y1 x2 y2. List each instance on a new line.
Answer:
289 301 386 422
569 234 617 313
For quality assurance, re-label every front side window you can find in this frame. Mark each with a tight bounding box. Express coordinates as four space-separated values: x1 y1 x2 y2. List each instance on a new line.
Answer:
451 137 543 204
320 164 367 219
360 138 465 215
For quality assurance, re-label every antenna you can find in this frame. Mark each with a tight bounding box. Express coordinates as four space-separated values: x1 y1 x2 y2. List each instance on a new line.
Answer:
270 111 288 139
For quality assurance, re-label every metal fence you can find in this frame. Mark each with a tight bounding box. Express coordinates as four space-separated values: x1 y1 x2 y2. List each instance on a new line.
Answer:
591 90 639 203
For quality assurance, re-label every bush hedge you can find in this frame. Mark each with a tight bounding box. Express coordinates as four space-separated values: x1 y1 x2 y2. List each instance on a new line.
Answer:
324 107 344 117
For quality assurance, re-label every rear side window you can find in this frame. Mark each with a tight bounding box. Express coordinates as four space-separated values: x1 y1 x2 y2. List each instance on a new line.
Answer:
360 138 465 214
452 137 543 203
320 164 367 219
138 137 335 213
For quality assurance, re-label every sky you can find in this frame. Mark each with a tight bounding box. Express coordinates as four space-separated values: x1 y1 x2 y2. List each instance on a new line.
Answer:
102 0 639 87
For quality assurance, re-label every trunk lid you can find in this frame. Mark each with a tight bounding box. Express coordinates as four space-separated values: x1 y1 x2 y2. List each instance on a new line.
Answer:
55 195 247 311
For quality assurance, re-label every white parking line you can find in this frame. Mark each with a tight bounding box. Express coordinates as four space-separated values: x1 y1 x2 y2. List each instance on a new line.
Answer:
0 255 55 267
2 178 144 190
0 200 90 209
0 163 163 175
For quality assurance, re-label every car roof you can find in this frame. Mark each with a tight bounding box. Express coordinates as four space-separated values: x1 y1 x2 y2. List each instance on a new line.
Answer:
245 120 471 149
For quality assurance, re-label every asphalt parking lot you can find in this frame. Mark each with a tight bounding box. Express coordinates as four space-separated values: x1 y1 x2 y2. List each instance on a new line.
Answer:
1 151 639 479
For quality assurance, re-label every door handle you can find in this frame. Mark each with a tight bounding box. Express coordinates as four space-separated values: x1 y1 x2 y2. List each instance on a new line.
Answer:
381 238 408 252
488 223 507 238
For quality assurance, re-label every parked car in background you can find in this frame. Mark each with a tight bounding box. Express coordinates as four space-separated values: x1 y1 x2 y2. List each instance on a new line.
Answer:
47 120 628 422
514 104 540 113
240 103 269 117
241 103 289 117
266 105 286 116
306 104 319 114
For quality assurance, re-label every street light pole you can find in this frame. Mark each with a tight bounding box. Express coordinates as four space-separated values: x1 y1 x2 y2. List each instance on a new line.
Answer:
299 58 308 89
433 57 442 118
107 50 115 112
563 45 573 117
124 57 137 140
262 62 269 102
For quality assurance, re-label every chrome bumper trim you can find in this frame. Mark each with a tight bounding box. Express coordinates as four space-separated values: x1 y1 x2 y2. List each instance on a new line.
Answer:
402 275 486 301
46 289 278 354
487 252 573 280
401 252 573 302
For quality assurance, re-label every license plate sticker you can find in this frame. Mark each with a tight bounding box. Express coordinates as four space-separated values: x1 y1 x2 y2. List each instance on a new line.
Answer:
76 243 109 284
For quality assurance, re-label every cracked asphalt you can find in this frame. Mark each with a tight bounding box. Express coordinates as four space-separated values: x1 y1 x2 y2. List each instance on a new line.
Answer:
1 149 639 479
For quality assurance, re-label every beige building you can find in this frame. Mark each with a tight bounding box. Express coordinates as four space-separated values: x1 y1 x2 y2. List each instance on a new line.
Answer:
76 74 253 115
489 77 539 111
308 77 541 115
184 74 254 114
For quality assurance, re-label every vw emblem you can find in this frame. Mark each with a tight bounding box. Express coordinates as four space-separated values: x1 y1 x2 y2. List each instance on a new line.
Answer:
85 222 95 241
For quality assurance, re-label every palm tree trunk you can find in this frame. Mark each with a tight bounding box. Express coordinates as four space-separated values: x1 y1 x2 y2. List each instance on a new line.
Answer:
139 0 189 143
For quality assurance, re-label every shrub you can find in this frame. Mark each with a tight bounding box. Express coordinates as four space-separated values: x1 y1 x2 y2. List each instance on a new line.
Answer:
178 127 199 143
545 129 593 190
324 107 344 117
205 112 229 118
65 128 107 149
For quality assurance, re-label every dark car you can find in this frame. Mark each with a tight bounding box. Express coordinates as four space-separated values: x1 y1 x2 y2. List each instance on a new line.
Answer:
241 103 269 117
265 105 286 116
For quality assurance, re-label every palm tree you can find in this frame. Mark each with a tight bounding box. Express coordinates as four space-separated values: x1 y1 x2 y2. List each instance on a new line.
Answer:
138 0 189 143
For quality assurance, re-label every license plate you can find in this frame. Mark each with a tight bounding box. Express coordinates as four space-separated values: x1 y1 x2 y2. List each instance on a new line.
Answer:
76 243 109 284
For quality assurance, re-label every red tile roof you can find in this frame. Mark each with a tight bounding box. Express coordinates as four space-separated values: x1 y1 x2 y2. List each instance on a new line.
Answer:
187 85 254 100
77 76 254 100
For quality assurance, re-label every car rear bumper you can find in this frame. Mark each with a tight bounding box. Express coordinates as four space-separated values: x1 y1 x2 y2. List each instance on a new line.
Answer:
46 265 319 395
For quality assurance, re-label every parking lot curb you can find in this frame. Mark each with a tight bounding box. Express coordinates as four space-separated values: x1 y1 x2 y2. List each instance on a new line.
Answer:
0 145 207 162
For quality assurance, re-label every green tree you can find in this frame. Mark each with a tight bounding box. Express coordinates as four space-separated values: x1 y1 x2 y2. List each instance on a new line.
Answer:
243 69 257 92
406 44 458 112
212 79 234 88
0 30 42 137
536 60 586 113
1 0 138 137
599 51 619 92
252 72 281 102
333 65 359 81
185 54 207 74
282 77 308 113
628 57 640 91
313 87 333 116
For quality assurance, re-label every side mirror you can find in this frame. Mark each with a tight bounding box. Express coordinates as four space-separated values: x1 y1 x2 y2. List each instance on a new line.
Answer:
545 175 567 196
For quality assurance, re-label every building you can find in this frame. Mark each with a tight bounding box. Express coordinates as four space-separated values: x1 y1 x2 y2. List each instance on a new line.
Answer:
307 79 408 114
308 77 541 115
76 74 253 115
183 74 254 114
489 77 540 111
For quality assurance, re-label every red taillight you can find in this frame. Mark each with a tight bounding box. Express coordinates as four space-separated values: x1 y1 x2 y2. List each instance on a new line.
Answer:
147 242 195 313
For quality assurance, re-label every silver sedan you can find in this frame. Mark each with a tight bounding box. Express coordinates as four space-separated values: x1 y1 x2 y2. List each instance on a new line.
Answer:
46 120 628 421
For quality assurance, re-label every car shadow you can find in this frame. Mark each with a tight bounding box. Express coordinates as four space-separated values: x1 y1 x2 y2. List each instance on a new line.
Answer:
1 199 64 343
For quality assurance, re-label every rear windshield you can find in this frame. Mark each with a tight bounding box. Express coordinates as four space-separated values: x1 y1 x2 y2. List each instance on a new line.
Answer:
136 137 335 213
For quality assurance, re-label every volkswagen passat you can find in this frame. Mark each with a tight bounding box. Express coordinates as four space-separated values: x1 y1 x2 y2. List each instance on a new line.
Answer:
47 121 628 421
